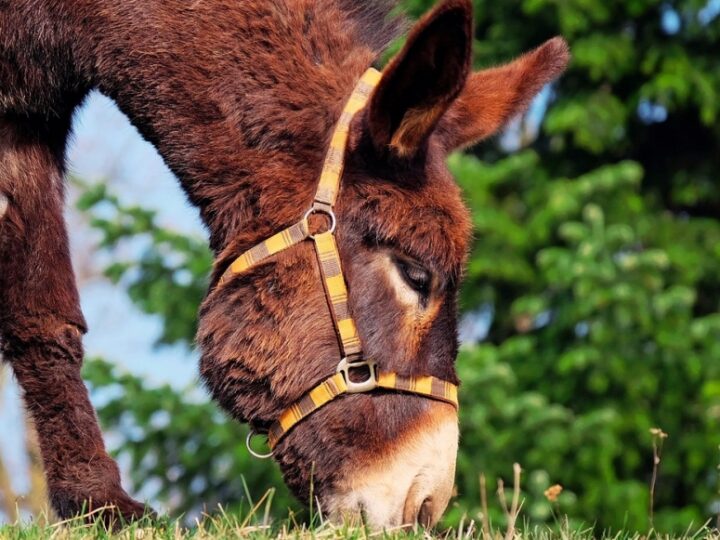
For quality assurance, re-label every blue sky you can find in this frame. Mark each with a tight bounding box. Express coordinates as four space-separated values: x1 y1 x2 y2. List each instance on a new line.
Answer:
66 92 205 384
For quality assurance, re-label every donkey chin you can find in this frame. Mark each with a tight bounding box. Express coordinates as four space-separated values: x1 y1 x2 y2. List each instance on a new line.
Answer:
321 403 458 529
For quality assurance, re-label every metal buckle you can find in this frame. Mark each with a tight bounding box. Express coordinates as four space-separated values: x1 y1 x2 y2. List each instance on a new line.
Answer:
336 358 378 393
246 430 274 459
304 204 337 237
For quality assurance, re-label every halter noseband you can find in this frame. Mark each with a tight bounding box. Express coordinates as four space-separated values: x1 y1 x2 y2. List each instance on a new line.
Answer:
216 68 458 455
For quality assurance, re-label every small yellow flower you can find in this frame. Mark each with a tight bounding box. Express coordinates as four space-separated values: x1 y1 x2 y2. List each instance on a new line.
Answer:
649 428 668 439
544 484 563 502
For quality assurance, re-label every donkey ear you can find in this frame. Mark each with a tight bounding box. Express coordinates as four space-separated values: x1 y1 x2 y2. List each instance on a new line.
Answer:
438 37 570 151
367 0 473 159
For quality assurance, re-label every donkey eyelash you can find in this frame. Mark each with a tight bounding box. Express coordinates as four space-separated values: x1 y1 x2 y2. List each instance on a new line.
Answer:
364 235 433 276
395 257 432 296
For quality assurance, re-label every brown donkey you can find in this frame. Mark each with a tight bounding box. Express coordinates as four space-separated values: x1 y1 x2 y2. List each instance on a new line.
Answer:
0 0 569 528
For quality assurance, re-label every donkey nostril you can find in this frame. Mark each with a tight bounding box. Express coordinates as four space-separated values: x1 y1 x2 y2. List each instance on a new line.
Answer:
403 486 435 528
417 497 434 528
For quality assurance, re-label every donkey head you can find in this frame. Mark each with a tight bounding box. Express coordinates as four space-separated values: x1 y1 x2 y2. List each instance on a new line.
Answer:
198 0 568 528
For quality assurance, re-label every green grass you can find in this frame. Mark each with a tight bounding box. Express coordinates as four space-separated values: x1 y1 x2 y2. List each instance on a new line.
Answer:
1 510 719 540
1 484 717 540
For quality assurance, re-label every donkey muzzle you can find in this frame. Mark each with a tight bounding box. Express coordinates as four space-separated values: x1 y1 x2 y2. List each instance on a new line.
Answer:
324 402 458 529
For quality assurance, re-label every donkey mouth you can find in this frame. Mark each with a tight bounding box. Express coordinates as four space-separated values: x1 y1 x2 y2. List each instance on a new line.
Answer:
324 402 458 529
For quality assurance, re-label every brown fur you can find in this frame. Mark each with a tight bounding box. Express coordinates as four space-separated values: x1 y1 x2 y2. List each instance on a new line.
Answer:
367 0 472 158
0 0 568 523
438 37 571 151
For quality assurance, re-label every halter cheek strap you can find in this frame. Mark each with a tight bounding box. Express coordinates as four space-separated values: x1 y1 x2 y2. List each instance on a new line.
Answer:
217 68 459 453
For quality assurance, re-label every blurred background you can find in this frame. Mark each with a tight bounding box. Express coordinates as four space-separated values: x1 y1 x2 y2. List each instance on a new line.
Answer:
1 0 719 533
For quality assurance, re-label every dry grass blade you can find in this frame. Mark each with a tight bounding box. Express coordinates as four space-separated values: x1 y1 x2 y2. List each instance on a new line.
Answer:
479 473 491 539
649 428 668 529
504 464 523 540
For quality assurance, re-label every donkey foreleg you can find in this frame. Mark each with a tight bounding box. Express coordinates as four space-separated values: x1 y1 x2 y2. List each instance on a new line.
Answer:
0 115 150 525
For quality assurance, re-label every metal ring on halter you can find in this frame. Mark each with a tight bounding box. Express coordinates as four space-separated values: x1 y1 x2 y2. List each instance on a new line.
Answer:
303 205 337 237
246 430 274 459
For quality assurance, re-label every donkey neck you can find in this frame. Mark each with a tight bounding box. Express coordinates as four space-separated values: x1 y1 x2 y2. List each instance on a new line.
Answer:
71 0 400 253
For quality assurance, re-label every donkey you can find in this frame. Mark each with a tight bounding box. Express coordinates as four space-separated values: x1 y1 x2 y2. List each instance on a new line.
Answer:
0 0 568 528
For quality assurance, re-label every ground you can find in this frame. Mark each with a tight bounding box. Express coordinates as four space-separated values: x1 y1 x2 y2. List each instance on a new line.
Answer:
1 512 718 540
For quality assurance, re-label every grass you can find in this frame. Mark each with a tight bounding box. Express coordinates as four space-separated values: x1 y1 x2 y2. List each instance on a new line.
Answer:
1 505 719 540
1 514 719 540
2 443 718 540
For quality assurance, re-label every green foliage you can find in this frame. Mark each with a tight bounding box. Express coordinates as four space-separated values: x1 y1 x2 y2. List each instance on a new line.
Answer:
433 0 719 533
77 187 297 521
78 0 720 535
83 359 297 522
75 181 212 346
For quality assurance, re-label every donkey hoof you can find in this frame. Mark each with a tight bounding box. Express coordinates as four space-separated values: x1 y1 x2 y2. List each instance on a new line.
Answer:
51 487 156 529
105 492 157 527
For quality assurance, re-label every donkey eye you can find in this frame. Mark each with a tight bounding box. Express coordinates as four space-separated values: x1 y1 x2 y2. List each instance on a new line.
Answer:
396 258 432 296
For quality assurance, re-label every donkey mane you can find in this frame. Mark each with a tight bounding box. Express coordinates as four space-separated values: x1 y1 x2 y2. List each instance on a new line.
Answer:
334 0 405 55
177 0 404 254
223 0 403 155
112 0 405 253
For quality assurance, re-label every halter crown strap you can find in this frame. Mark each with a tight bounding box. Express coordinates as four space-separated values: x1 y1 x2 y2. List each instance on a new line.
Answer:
314 68 382 207
216 68 382 287
217 68 459 453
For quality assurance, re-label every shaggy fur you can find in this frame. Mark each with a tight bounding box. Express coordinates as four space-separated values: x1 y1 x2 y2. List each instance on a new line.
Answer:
0 0 568 523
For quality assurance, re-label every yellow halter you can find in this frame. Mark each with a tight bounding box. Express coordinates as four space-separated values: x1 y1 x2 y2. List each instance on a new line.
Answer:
217 68 458 455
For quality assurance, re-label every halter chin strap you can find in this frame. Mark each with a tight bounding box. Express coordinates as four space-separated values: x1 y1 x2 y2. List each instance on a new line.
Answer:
217 68 459 453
